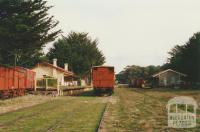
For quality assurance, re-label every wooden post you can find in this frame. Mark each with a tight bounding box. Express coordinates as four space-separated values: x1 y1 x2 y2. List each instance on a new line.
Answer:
57 79 60 96
34 79 37 91
186 104 188 113
61 90 64 96
71 90 73 95
159 74 160 87
45 78 48 90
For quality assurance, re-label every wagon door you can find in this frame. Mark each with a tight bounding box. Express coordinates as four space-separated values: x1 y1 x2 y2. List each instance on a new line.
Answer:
29 71 35 89
0 67 5 90
92 67 99 87
19 71 26 89
100 67 114 88
14 69 19 89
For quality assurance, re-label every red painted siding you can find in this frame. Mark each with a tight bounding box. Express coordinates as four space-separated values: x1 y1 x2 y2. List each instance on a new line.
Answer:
92 66 115 89
0 66 35 91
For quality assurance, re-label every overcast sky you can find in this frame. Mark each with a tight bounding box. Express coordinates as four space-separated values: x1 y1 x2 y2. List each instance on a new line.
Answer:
45 0 200 73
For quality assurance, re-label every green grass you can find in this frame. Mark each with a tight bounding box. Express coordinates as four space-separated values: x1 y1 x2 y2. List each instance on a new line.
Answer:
0 95 107 132
1 88 200 132
104 88 200 132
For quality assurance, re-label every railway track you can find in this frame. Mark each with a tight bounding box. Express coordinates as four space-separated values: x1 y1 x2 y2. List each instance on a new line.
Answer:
97 96 112 132
97 103 108 132
130 88 168 114
96 89 161 132
131 88 160 100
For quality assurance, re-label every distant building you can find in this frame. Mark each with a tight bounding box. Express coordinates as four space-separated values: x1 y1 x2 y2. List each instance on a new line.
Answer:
32 59 78 86
81 70 91 86
152 69 186 87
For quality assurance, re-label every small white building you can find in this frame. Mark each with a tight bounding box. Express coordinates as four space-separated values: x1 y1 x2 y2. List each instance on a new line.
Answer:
32 59 78 86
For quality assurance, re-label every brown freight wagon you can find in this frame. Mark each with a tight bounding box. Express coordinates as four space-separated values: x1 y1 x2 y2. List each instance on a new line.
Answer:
0 66 35 99
92 66 115 94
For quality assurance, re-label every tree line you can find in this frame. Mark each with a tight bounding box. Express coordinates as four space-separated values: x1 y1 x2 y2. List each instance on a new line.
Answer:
117 33 200 84
116 65 160 84
0 0 105 77
164 32 200 83
1 0 199 82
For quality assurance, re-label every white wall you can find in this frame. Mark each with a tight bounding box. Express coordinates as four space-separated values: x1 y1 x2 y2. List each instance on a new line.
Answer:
32 65 65 86
32 65 53 79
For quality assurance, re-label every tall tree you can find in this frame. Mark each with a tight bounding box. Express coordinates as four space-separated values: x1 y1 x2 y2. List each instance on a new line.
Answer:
47 32 106 77
0 0 61 67
165 32 200 83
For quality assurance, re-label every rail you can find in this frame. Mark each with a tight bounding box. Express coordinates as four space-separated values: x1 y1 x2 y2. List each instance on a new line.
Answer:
97 102 109 132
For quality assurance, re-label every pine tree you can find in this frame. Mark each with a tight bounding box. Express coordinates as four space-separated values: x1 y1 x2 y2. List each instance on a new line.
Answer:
0 0 61 67
166 32 200 83
47 32 106 77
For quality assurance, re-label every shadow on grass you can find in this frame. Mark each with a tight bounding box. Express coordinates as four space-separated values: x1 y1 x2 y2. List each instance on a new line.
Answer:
78 90 97 97
127 87 200 93
79 90 112 97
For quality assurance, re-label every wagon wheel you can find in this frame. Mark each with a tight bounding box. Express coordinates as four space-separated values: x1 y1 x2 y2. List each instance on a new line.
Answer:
20 89 24 96
10 90 14 98
19 89 25 96
22 89 25 96
7 90 11 98
1 91 8 99
13 89 17 97
0 91 3 99
17 90 20 96
18 89 22 96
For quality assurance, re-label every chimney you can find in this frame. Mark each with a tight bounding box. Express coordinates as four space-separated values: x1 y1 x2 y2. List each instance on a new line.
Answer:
53 59 57 67
64 63 68 71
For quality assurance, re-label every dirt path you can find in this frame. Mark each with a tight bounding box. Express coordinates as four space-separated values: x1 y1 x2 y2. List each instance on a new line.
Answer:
0 95 54 115
98 96 118 132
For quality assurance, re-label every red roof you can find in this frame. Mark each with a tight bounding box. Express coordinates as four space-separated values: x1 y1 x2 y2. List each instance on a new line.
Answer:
32 62 74 77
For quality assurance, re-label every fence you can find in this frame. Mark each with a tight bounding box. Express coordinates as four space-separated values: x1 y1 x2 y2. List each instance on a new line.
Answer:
35 78 93 96
36 78 58 90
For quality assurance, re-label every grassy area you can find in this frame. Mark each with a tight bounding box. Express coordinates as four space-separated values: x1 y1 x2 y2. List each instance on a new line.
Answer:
0 95 53 115
1 88 200 132
0 92 107 132
104 88 200 132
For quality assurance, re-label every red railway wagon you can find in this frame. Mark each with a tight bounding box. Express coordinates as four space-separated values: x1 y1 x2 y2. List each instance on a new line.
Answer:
0 66 35 98
92 66 115 94
15 67 35 90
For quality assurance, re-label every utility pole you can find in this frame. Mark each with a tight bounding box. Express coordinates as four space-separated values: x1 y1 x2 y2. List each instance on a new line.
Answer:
14 54 17 67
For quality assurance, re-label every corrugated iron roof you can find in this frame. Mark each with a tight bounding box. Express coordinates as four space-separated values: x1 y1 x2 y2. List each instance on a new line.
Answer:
152 69 187 77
